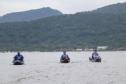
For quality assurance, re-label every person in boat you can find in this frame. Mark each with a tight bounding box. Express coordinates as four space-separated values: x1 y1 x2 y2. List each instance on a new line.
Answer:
92 49 99 59
14 52 24 61
60 51 70 61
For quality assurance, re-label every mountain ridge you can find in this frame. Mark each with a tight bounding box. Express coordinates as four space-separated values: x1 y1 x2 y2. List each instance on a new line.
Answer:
93 2 126 14
0 7 63 23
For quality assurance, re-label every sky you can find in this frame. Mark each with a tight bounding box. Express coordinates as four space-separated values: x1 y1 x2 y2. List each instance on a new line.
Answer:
0 0 126 16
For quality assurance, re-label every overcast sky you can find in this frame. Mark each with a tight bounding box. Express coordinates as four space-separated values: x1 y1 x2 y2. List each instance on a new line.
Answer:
0 0 126 16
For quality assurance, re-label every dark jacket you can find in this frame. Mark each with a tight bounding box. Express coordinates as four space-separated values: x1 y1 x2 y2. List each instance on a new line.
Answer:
61 54 70 60
14 55 24 61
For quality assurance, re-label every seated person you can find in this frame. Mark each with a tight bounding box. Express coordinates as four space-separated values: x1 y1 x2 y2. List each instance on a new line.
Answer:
14 52 24 61
60 51 70 61
92 49 99 59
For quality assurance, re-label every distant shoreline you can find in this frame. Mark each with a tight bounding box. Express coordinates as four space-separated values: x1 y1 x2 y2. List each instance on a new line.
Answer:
1 50 126 53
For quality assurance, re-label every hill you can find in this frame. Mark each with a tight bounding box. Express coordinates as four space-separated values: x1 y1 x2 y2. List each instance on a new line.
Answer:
93 2 126 14
0 7 63 23
0 3 126 51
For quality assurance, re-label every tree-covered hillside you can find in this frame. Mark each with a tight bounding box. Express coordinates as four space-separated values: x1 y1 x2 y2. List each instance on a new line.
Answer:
1 2 126 51
0 12 126 51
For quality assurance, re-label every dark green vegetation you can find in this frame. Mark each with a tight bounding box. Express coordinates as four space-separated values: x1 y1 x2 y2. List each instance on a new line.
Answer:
0 2 126 51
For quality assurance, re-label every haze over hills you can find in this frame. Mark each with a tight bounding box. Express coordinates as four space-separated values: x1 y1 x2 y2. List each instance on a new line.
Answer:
0 2 126 51
0 7 63 23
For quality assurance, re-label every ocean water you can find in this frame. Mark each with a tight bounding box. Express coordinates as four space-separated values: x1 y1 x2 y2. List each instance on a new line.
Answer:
0 51 126 84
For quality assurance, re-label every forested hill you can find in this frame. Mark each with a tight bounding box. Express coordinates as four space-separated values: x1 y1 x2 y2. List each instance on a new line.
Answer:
0 3 126 51
93 2 126 14
0 7 63 23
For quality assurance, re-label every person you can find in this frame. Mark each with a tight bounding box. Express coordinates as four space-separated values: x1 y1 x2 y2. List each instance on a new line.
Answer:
92 49 99 60
14 52 24 61
60 51 70 62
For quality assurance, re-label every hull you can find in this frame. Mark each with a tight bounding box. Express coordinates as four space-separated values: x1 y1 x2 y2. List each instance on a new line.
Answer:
60 59 70 63
13 60 24 65
89 57 101 62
